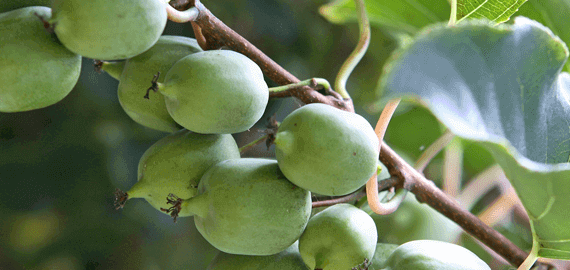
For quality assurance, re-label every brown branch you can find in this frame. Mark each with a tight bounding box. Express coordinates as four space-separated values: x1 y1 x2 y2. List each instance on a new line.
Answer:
167 0 552 268
177 0 354 112
379 141 535 268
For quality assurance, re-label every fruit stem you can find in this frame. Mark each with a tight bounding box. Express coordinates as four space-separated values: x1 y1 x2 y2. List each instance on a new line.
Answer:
113 188 129 210
333 0 370 99
239 134 268 154
144 72 162 99
34 12 54 33
166 5 199 23
239 114 281 154
268 78 332 94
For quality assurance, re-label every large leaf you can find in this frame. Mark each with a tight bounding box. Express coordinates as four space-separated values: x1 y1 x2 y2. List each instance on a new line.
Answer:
380 17 570 260
319 0 526 33
319 0 449 33
457 0 528 24
515 0 570 73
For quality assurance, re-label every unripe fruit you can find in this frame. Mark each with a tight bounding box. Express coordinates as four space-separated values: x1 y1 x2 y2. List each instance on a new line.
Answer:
118 36 202 133
155 50 269 134
50 0 167 60
0 6 81 112
207 241 309 270
274 103 379 195
115 130 240 214
298 204 378 270
381 240 490 270
173 158 311 255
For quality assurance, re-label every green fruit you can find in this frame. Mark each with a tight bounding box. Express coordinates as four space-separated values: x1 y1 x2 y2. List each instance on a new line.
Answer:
156 50 269 134
363 193 461 245
176 158 311 255
381 240 490 270
117 130 240 213
99 60 126 81
274 103 379 196
118 36 202 133
207 241 309 270
298 204 377 270
0 6 81 112
0 0 51 13
369 243 399 269
50 0 167 60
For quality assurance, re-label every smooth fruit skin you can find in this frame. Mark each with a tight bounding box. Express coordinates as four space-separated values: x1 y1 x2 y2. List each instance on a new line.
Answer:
160 50 269 134
207 241 309 270
127 130 240 214
118 36 202 133
188 158 311 255
298 204 378 270
0 6 81 112
50 0 167 60
274 103 379 196
381 240 490 270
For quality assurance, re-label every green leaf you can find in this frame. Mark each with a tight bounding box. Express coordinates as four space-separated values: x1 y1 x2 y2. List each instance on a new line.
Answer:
318 0 525 33
456 0 528 24
380 17 570 260
516 0 570 73
318 0 449 34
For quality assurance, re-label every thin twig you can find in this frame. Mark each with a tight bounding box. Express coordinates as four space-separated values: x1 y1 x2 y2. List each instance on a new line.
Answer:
312 176 401 208
239 134 268 155
379 142 529 267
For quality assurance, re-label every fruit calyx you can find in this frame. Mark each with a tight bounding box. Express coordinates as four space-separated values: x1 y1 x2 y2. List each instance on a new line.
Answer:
33 12 54 33
351 258 371 270
113 188 128 210
144 72 161 99
160 193 183 223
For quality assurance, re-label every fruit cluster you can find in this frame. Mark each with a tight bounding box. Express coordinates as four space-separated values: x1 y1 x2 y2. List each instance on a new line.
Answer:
1 2 489 269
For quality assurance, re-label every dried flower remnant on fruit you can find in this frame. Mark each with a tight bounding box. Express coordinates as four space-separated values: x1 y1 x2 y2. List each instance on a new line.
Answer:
113 188 128 210
161 193 183 223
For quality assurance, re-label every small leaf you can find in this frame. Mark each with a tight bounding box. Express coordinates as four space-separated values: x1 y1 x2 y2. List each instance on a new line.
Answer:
456 0 528 24
381 17 570 260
